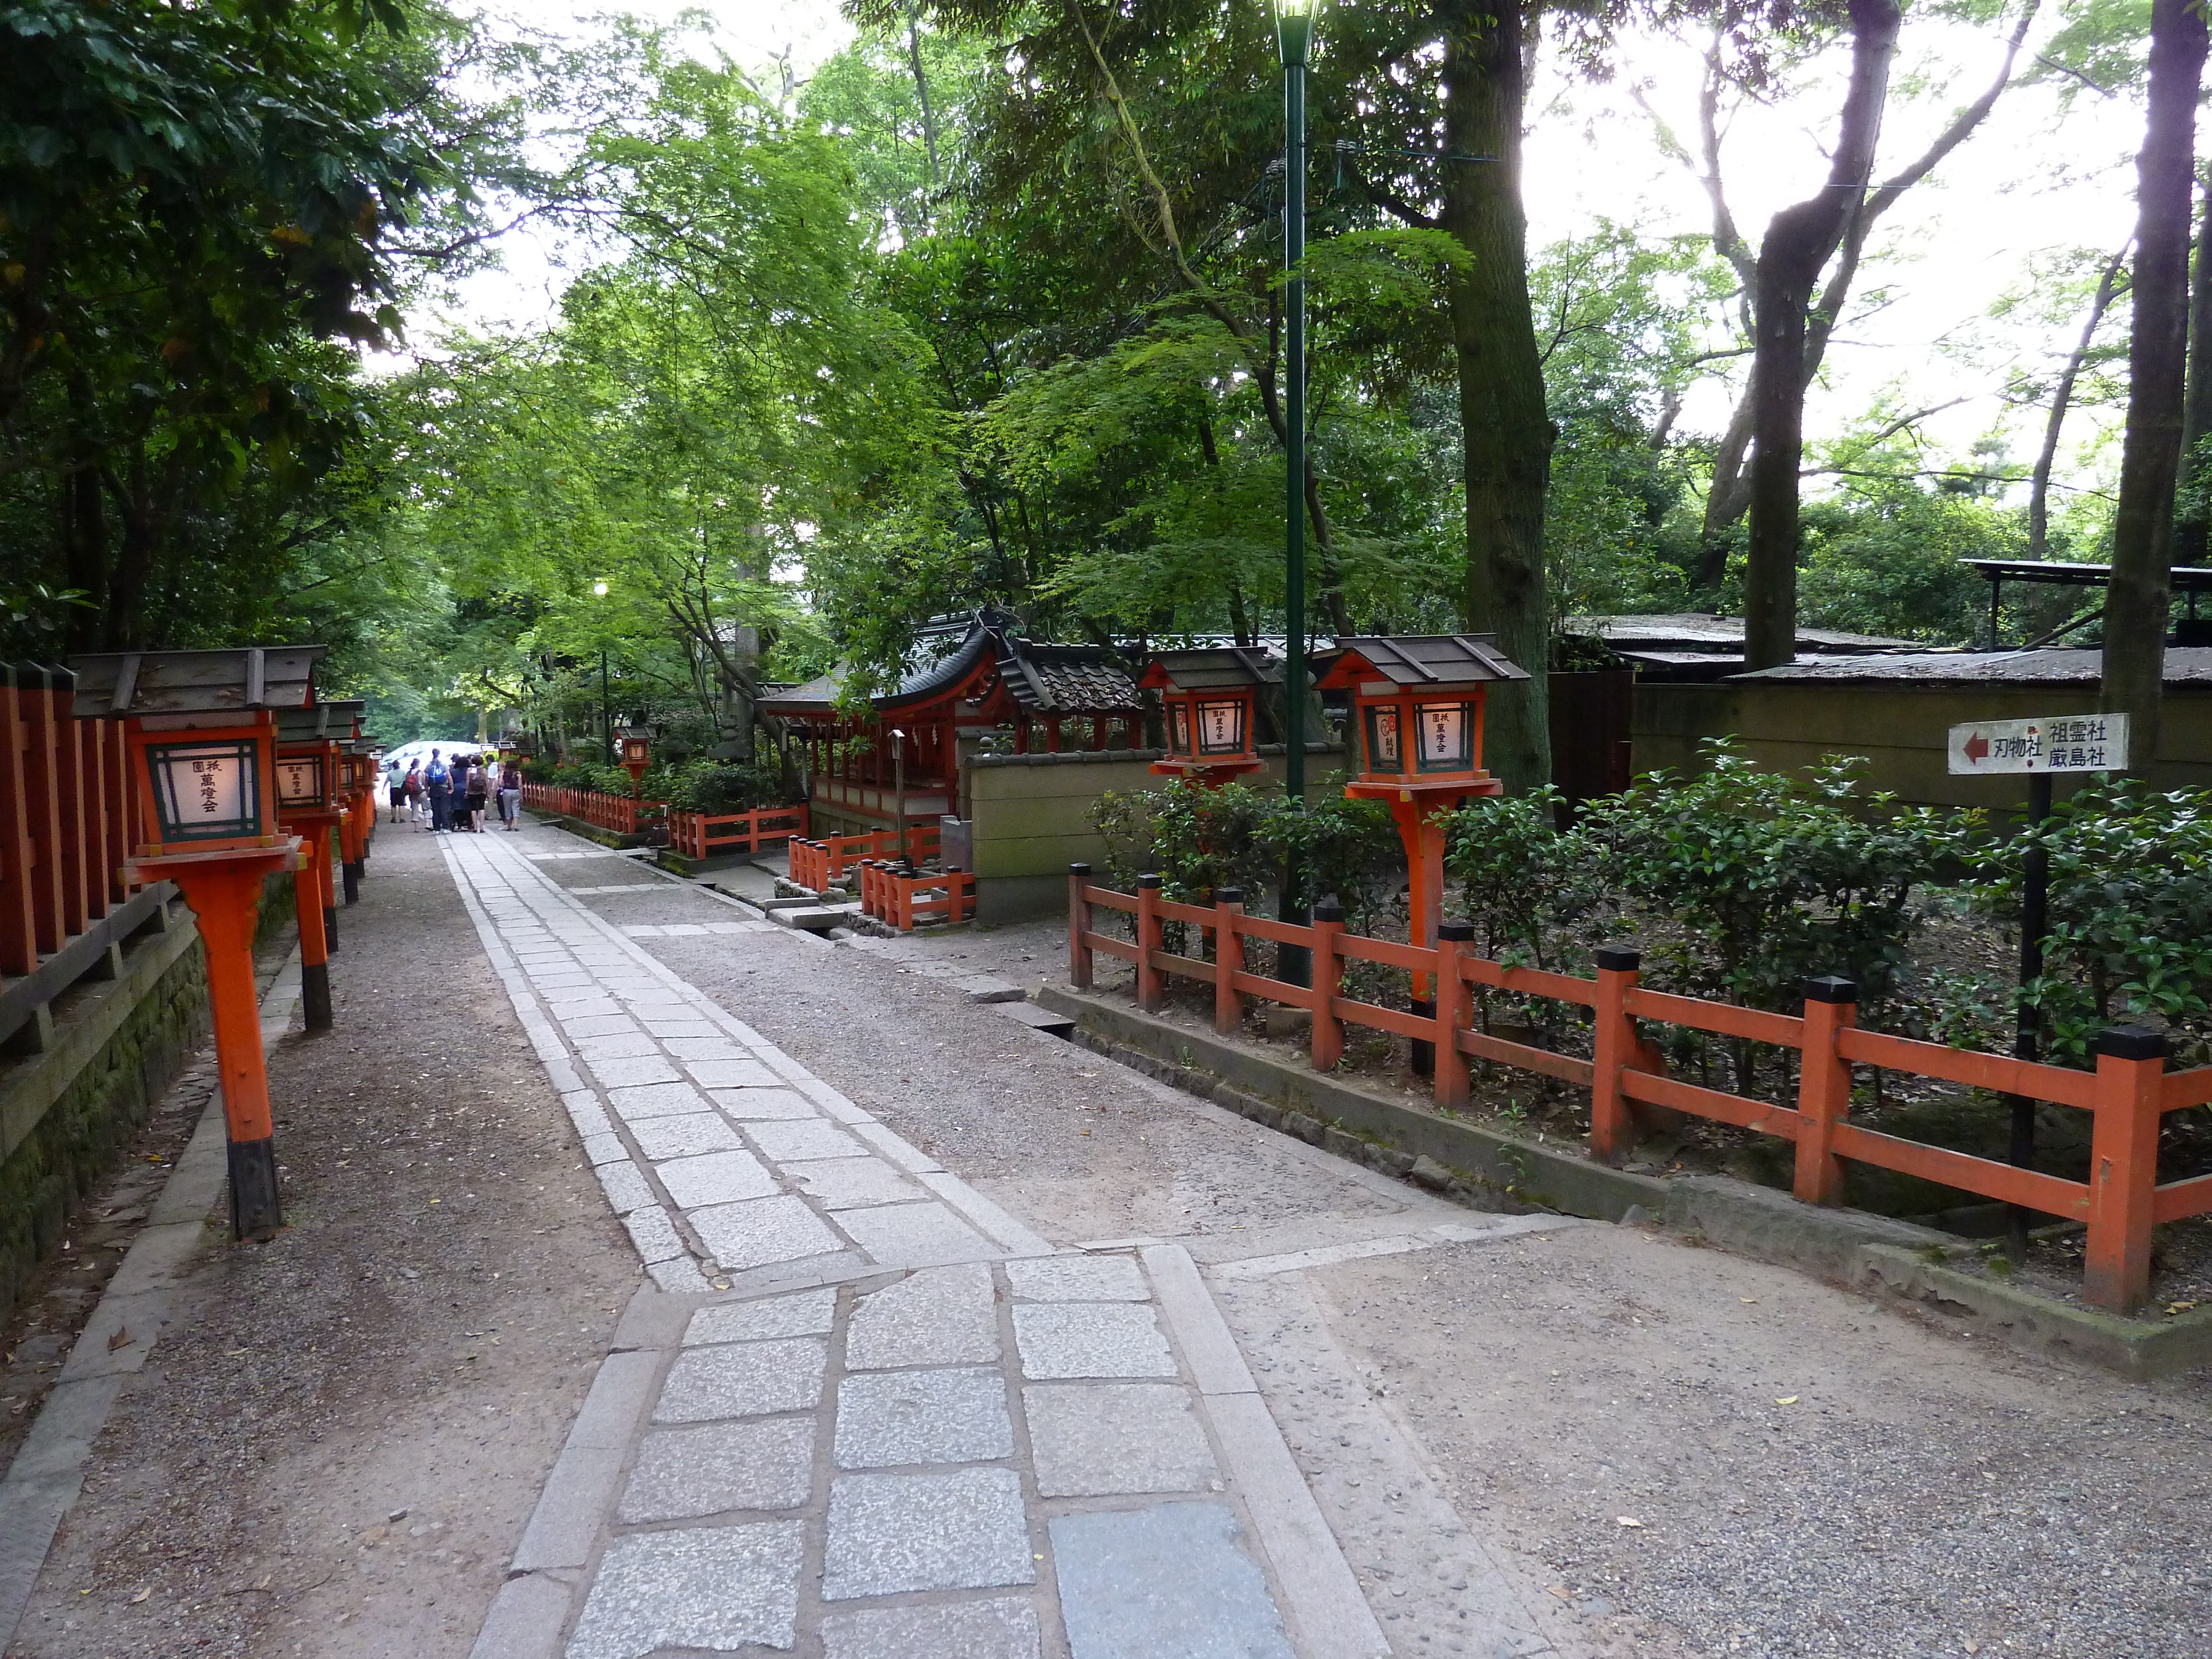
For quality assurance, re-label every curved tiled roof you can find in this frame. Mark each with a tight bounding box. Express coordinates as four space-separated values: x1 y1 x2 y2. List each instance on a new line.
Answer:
757 614 1140 718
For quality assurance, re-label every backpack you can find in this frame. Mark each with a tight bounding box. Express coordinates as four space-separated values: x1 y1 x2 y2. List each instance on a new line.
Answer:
426 760 448 786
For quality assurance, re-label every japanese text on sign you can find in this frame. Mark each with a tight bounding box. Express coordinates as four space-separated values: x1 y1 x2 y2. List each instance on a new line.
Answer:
1947 714 2130 776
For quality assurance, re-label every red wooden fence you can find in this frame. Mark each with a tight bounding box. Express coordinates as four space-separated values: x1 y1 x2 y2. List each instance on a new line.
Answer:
857 860 976 931
0 664 239 1055
666 804 808 860
790 825 943 892
518 780 665 836
1067 865 2210 1313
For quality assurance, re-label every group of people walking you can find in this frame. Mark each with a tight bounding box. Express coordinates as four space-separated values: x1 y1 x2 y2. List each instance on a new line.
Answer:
387 749 524 833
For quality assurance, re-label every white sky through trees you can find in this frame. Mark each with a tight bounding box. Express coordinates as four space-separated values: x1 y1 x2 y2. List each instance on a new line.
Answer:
418 0 2146 520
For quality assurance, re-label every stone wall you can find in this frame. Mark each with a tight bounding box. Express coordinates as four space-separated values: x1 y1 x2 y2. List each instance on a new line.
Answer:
0 870 295 1319
964 745 1347 922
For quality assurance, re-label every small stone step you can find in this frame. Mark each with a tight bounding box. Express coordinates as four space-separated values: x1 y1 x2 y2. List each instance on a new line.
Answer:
953 974 1026 1004
995 1000 1074 1036
770 905 860 932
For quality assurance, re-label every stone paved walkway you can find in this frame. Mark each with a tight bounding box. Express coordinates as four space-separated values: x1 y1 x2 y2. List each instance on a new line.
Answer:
439 831 1399 1659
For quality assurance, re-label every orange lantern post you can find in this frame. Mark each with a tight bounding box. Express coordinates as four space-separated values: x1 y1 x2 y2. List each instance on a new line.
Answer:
1312 635 1527 1046
70 647 321 1240
275 704 352 1031
1138 648 1275 787
619 728 650 794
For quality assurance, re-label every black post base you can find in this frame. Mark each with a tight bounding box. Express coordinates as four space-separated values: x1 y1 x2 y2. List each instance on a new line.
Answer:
343 860 361 904
302 961 332 1032
227 1137 283 1240
1410 997 1435 1079
324 905 339 953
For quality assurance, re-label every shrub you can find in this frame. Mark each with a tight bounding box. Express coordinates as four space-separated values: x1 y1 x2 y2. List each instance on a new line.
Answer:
1573 741 1970 1017
1962 779 2212 1067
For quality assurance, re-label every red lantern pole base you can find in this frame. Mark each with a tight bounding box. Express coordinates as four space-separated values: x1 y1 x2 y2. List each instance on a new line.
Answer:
279 813 342 1032
1347 777 1502 1079
131 842 302 1241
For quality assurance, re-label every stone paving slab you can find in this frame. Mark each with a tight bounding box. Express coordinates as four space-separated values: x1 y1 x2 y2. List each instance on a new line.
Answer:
440 828 1390 1659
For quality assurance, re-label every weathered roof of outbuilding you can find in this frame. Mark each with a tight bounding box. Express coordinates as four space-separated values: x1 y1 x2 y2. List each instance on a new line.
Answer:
1735 646 2212 686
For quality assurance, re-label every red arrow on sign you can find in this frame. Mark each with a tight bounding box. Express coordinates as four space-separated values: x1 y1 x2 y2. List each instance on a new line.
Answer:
1963 731 1990 764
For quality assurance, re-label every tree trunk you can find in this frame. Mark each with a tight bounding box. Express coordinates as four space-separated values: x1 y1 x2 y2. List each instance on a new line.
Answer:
1438 0 1553 790
2028 246 2128 560
1743 0 1900 671
2104 0 2209 763
906 6 942 189
2174 171 2212 565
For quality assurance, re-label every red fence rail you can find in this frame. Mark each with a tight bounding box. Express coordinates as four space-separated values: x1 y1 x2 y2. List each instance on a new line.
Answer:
666 804 808 860
790 825 942 892
519 780 665 836
0 666 213 1055
857 860 976 931
1066 865 2210 1313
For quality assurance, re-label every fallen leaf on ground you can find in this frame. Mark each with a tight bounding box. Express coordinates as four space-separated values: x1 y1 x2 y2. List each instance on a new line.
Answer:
128 1588 150 1604
1775 1395 1799 1406
1739 1297 1758 1304
1616 1517 1644 1528
107 1327 132 1352
2166 1301 2197 1316
1547 1585 1572 1599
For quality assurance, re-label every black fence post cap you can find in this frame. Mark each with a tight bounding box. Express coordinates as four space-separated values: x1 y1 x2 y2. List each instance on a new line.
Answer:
1137 873 1163 889
2095 1025 2169 1063
1068 862 1091 876
1594 946 1641 973
1803 975 1859 1005
1312 897 1345 922
1437 920 1474 942
1216 886 1244 905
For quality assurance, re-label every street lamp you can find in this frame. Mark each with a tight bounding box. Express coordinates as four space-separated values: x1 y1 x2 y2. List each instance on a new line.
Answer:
1275 0 1322 982
592 580 614 764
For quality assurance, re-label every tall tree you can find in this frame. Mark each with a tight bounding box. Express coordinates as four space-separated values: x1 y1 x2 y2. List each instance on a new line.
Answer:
1641 2 2039 615
2103 0 2209 760
1741 0 1901 669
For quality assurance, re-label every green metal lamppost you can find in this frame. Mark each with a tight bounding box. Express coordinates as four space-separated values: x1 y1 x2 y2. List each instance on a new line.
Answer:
1275 0 1320 982
593 579 614 765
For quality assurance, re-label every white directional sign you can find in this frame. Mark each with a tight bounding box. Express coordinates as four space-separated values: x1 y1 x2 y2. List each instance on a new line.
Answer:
1947 714 2129 776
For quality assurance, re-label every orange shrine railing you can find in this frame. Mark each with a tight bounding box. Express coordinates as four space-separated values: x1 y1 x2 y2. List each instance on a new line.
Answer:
789 825 942 892
857 860 977 932
519 780 664 836
1067 866 2211 1314
665 804 807 861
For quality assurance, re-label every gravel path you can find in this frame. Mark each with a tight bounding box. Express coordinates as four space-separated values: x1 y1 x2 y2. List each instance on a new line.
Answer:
9 823 639 1659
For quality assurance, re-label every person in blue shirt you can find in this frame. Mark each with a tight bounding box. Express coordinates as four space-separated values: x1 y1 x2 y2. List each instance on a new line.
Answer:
424 750 453 832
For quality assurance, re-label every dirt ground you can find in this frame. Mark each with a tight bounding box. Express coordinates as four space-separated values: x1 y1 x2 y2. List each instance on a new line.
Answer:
1300 1222 2212 1659
8 824 638 1659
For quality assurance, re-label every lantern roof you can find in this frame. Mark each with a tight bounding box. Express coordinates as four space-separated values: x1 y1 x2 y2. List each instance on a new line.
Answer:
1312 634 1527 691
1137 646 1281 693
275 698 362 742
68 646 326 721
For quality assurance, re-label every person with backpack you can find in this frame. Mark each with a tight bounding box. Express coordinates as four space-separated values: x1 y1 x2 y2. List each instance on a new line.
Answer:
403 763 425 827
497 754 523 830
425 750 452 832
462 756 489 832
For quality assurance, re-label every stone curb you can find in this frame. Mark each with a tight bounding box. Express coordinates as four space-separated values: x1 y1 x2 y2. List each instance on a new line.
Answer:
1034 984 2203 1380
0 941 304 1652
1854 1245 2212 1380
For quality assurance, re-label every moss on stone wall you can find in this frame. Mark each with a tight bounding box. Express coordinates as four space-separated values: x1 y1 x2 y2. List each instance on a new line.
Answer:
0 933 210 1318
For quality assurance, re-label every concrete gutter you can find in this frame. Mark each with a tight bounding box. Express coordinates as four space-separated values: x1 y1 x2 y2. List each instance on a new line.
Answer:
1037 984 2212 1379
